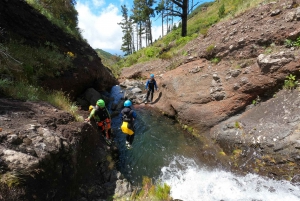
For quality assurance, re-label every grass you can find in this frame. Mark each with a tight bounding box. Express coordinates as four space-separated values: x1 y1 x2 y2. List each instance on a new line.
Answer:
0 79 82 121
133 176 172 201
0 39 83 121
0 172 25 188
1 40 74 84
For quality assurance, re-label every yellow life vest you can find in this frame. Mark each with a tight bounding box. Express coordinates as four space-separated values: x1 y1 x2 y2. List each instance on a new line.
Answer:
121 121 134 135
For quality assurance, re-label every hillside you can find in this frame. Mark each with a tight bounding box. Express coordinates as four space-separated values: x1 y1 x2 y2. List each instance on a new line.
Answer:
0 0 117 99
0 1 123 200
120 0 300 180
95 48 121 76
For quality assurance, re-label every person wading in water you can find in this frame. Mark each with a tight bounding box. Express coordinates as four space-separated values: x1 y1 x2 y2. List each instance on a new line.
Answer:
85 99 112 145
144 74 158 103
120 100 137 149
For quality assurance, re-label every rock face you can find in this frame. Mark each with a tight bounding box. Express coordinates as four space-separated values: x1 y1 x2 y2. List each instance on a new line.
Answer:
0 98 131 201
121 0 300 129
119 0 300 179
211 90 300 179
0 0 118 98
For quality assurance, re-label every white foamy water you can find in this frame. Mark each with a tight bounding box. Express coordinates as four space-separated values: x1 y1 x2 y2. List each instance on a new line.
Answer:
160 156 300 201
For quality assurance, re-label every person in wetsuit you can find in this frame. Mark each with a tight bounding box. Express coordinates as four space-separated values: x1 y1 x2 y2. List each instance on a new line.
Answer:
120 100 137 148
145 74 158 103
85 99 112 143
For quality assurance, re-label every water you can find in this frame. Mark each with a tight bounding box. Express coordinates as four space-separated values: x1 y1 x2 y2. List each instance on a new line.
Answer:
161 156 300 201
110 85 300 201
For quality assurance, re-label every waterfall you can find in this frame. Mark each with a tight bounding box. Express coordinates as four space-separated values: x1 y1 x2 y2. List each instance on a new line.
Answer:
160 156 300 201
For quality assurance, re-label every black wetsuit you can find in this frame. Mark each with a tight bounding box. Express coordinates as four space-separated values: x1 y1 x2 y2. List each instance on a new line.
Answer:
145 78 157 102
121 107 136 145
94 106 111 138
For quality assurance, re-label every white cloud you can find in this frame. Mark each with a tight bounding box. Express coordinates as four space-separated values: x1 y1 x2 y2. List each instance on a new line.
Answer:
76 2 123 54
92 0 105 7
75 1 165 55
152 25 163 42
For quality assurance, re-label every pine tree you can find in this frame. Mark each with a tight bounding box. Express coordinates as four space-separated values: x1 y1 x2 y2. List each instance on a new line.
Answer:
118 5 134 56
131 0 155 50
156 0 200 37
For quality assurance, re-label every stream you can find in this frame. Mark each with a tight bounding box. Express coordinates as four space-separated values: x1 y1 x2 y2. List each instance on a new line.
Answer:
109 85 300 201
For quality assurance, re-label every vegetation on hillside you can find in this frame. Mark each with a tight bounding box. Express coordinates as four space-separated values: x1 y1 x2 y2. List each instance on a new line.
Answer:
25 0 82 39
95 48 122 76
114 0 274 75
0 0 82 118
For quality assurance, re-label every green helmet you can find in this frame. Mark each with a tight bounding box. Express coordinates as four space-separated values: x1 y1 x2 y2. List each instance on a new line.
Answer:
96 99 105 108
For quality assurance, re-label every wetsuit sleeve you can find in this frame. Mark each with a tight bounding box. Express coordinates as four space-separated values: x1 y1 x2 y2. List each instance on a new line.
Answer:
88 109 96 119
154 80 158 90
132 111 137 118
145 80 149 89
105 107 111 119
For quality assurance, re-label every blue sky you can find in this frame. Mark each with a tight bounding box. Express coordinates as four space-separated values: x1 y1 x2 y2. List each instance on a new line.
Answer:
75 0 213 55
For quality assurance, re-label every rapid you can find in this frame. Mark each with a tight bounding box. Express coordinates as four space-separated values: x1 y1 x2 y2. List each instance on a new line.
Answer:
109 85 300 201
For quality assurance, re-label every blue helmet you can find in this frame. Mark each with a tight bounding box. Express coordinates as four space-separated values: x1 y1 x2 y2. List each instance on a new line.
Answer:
150 74 154 78
124 100 132 107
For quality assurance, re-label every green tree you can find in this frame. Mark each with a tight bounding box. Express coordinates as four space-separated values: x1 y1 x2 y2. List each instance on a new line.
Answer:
118 5 134 55
156 0 199 37
131 0 156 50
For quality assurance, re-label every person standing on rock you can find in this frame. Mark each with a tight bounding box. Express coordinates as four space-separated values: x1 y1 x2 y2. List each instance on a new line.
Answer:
85 99 112 144
120 100 137 149
144 74 158 103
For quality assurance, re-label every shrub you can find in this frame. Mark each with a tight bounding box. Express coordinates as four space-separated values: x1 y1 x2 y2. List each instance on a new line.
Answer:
284 36 300 48
156 183 171 200
211 57 220 64
176 36 192 46
135 177 172 201
159 52 172 60
294 37 300 47
0 78 12 89
284 74 298 90
218 4 225 18
284 39 294 47
200 27 209 36
145 47 158 58
206 44 215 54
4 40 73 81
182 51 188 56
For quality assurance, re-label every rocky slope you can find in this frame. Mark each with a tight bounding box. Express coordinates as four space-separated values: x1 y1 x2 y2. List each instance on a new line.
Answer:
120 0 300 180
0 97 133 201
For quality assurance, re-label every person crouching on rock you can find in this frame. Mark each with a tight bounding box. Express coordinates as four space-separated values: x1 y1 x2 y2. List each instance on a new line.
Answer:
121 100 137 148
85 99 112 144
145 73 158 103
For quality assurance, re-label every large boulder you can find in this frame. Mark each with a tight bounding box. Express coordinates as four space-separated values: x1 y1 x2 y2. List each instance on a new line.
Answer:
211 90 300 179
0 98 129 200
